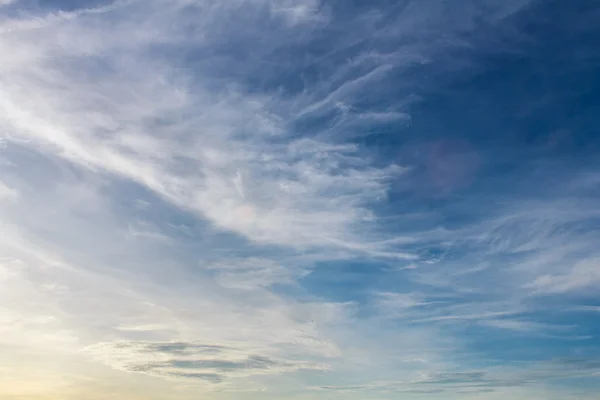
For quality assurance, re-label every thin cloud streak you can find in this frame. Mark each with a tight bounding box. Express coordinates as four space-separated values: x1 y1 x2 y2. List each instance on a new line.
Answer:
1 0 599 399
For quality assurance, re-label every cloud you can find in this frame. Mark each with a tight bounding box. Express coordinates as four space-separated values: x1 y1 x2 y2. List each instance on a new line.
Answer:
0 0 410 257
84 340 327 387
416 371 488 385
0 0 540 257
207 257 309 290
570 305 600 312
363 358 600 392
314 370 523 394
0 223 348 390
316 385 368 392
1 0 599 399
0 180 18 202
477 319 573 334
527 258 600 294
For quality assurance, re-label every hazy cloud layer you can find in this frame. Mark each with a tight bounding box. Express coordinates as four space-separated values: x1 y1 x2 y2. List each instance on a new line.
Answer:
1 0 600 399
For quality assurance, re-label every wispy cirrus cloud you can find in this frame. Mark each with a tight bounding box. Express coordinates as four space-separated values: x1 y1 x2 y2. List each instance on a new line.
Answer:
1 0 600 399
207 257 309 290
526 258 600 295
315 357 600 395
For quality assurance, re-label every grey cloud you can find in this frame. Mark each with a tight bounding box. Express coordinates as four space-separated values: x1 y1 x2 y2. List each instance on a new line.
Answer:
317 385 447 394
536 358 600 377
418 371 487 385
85 340 325 384
315 357 600 395
170 356 277 371
398 389 447 394
167 372 223 383
457 389 496 394
550 358 600 369
317 385 368 393
415 371 532 390
144 342 229 355
410 360 600 391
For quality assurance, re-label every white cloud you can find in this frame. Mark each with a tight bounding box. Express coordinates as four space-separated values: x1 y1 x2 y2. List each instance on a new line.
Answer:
0 2 406 254
271 0 327 25
0 220 350 390
0 180 18 202
478 319 574 335
527 258 600 294
207 257 309 290
376 292 438 316
2 0 595 398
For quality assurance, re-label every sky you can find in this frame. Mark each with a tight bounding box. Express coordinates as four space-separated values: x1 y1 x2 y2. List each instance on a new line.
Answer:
1 0 600 399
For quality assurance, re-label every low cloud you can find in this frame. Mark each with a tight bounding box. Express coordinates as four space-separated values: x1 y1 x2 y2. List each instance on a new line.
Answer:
84 340 327 386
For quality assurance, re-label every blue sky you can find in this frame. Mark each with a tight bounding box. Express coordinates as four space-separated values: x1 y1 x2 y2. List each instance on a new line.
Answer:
1 0 600 399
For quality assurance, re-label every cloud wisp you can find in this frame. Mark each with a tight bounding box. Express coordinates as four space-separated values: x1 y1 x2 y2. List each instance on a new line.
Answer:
1 0 600 399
